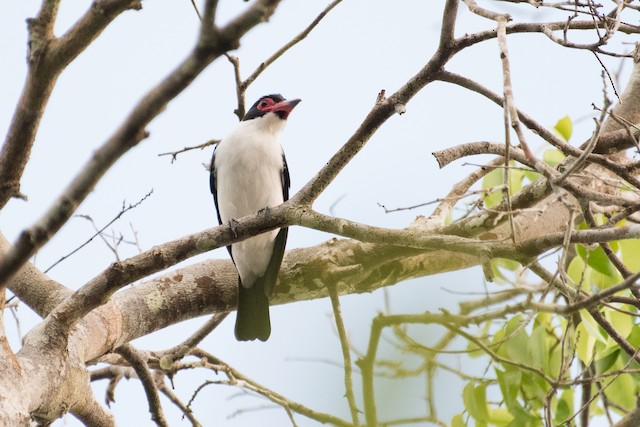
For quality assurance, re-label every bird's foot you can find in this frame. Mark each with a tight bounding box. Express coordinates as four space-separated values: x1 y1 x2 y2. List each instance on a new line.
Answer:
258 206 271 216
228 218 240 238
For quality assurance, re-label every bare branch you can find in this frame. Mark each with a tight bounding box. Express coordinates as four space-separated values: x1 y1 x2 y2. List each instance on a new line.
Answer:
70 382 117 427
190 349 353 427
158 139 218 163
432 141 635 207
45 190 153 273
436 70 640 186
189 0 203 22
0 0 283 289
327 284 360 426
0 0 141 208
457 20 640 54
228 0 343 119
116 344 169 427
293 0 460 206
157 379 203 427
155 312 229 368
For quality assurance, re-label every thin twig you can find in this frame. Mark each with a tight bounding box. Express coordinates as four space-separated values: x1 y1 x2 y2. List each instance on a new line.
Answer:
158 140 218 163
155 312 229 368
116 344 169 427
44 190 153 273
158 377 203 427
554 99 610 185
189 349 352 427
327 284 360 426
189 0 203 22
228 0 343 119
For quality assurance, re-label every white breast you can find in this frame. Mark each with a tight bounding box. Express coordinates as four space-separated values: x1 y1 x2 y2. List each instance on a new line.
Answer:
214 115 286 285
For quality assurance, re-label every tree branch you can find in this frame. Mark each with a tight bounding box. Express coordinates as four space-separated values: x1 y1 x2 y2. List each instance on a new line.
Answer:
0 0 141 208
116 344 168 427
230 0 344 119
191 349 353 427
292 0 460 207
0 0 283 289
155 312 229 369
328 284 360 426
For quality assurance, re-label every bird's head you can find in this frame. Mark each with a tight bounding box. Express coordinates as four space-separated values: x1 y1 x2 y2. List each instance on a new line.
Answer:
243 94 301 122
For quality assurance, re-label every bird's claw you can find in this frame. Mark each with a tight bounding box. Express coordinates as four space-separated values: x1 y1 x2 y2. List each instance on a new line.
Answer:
258 206 271 216
228 218 240 238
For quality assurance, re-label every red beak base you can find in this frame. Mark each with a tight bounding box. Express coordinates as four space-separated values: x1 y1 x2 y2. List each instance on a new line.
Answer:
270 98 301 119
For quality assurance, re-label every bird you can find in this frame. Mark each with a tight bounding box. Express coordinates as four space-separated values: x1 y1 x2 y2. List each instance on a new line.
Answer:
210 94 301 341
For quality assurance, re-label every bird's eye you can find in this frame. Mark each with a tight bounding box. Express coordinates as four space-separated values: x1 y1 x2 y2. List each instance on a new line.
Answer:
260 100 268 108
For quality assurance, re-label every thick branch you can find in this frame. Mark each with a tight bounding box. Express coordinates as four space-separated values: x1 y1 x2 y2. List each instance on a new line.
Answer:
0 0 141 208
72 216 640 363
292 0 460 206
0 232 70 317
77 238 474 362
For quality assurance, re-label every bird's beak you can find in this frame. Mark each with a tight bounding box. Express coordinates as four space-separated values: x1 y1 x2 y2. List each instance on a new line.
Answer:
270 98 301 119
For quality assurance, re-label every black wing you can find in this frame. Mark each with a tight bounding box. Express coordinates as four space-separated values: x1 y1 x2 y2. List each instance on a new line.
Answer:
261 152 290 296
281 152 290 201
210 146 233 258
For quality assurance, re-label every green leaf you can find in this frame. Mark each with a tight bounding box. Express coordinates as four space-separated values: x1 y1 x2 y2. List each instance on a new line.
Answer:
481 162 524 209
505 314 524 334
488 408 514 426
627 324 640 349
467 323 492 358
507 411 541 427
579 310 606 344
493 327 505 346
604 372 636 410
463 382 489 422
595 348 620 374
495 258 520 271
452 414 466 427
522 169 542 184
555 389 574 425
576 322 596 365
444 211 453 226
499 315 530 364
620 239 640 272
495 368 542 425
567 256 588 290
548 340 562 378
533 312 552 329
576 244 618 278
529 326 549 373
482 167 505 208
509 168 524 195
553 116 573 142
504 329 529 365
520 372 548 407
496 367 522 410
490 258 521 285
590 266 623 289
604 305 633 339
543 148 566 167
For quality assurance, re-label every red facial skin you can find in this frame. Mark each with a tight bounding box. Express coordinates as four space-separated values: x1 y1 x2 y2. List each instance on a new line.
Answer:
256 97 301 120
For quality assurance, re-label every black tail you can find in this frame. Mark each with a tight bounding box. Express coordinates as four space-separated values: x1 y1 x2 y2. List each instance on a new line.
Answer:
235 276 271 341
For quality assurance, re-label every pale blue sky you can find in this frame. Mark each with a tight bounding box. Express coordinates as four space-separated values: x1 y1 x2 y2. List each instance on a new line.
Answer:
0 1 630 426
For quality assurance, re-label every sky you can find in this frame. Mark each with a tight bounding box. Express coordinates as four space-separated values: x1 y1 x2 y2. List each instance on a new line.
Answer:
0 1 633 426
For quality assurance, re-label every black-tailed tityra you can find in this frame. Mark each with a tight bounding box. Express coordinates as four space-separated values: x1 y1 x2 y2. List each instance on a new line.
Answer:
210 94 301 341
